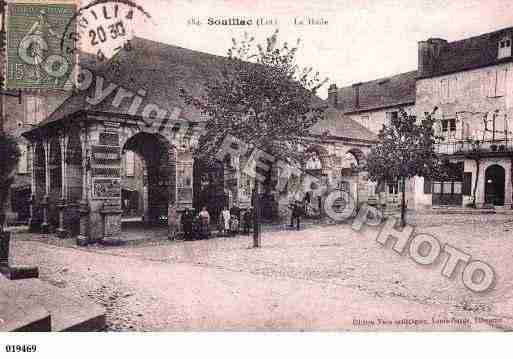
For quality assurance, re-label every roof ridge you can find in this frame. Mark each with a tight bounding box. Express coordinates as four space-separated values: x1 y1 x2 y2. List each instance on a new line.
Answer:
131 36 230 61
444 26 513 46
336 70 417 91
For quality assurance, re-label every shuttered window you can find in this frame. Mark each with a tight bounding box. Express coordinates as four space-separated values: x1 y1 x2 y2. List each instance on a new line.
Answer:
423 178 432 194
462 172 472 196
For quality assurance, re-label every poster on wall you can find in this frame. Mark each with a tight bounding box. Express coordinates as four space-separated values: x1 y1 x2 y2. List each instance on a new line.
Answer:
6 2 76 89
93 178 121 199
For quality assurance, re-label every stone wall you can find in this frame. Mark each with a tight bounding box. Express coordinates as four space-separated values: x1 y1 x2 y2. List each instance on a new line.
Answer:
416 63 513 137
415 61 513 209
345 105 416 134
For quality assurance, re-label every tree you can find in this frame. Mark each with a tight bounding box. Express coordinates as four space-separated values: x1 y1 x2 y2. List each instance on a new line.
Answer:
467 139 482 208
367 108 440 227
0 132 20 232
180 30 327 247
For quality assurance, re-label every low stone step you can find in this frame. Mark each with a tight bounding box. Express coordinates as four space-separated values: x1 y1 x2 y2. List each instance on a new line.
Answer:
0 277 106 332
0 264 39 280
0 300 51 332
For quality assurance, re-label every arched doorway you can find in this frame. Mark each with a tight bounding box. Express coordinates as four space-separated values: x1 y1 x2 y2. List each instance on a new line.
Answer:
121 132 171 227
340 150 362 207
304 145 329 218
485 164 505 206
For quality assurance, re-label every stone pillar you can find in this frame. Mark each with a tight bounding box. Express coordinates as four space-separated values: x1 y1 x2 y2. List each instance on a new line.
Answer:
77 123 90 246
505 158 513 208
168 146 177 240
40 195 50 234
77 200 89 246
100 200 122 244
28 194 37 232
475 161 486 208
56 134 68 238
142 166 149 224
28 144 40 232
40 141 50 233
55 198 68 238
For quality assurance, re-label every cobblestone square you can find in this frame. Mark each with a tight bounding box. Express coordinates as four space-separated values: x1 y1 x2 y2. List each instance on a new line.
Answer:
9 213 513 331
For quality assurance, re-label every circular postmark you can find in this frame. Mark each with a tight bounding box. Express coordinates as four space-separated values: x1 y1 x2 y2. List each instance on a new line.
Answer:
60 0 152 62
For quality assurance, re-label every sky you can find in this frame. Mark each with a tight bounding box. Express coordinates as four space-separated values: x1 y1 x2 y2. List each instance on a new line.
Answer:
91 0 513 99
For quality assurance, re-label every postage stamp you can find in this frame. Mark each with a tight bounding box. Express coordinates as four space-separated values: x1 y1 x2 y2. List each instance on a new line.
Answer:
5 1 75 89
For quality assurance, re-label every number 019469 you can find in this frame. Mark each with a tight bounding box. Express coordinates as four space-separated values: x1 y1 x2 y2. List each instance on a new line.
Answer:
5 345 37 353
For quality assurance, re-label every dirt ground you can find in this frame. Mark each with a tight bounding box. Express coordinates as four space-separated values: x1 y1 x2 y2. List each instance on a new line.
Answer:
9 213 513 331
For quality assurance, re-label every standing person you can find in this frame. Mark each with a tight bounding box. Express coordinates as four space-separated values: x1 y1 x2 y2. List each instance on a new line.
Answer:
290 200 302 230
230 205 241 232
198 207 210 239
181 208 193 241
230 213 239 236
243 207 253 235
220 207 231 236
192 211 201 240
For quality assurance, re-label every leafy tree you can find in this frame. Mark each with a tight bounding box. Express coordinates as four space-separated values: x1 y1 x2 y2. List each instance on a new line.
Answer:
180 30 327 247
0 132 20 232
367 108 440 227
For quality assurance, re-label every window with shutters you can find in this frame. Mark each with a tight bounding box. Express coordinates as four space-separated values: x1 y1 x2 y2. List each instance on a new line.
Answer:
498 36 512 59
423 178 432 194
441 79 450 102
496 68 507 97
25 96 46 125
385 111 398 127
462 172 472 196
360 115 369 129
483 68 507 98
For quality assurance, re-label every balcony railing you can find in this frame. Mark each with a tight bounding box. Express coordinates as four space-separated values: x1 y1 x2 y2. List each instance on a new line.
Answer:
435 139 513 155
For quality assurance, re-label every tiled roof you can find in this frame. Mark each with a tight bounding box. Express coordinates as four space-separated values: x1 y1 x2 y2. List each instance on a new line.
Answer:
427 27 513 78
309 107 378 142
32 37 326 130
335 70 417 113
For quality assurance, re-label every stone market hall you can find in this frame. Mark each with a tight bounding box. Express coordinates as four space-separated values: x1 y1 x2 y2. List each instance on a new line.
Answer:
12 38 377 243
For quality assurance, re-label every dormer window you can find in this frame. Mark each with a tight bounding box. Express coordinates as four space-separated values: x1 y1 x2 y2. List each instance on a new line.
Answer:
498 36 512 59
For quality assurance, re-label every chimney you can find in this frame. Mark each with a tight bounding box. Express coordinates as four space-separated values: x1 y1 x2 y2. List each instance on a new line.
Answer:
327 83 338 108
418 38 447 78
352 83 361 109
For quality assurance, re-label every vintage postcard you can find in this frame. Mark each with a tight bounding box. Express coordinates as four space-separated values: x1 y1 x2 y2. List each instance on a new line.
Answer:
0 0 512 350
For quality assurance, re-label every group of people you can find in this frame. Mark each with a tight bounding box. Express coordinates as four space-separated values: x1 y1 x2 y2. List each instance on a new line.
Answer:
180 200 304 241
180 206 254 241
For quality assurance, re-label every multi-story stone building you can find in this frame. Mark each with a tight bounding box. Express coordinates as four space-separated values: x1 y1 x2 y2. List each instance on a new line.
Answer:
327 70 418 208
327 70 417 134
329 26 513 210
416 28 513 209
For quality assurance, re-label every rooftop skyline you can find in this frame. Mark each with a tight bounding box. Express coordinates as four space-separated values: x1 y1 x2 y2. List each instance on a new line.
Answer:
130 0 513 99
